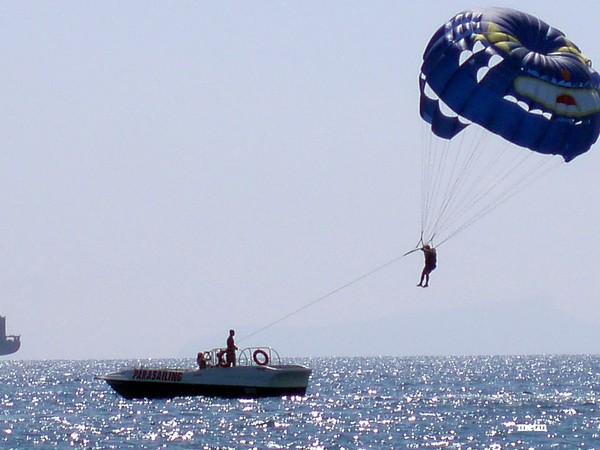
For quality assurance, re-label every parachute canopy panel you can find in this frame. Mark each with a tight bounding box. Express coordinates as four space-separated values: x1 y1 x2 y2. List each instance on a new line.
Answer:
419 7 600 162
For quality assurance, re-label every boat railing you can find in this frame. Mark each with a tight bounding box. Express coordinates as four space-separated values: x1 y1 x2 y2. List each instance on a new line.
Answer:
238 347 281 367
197 347 281 369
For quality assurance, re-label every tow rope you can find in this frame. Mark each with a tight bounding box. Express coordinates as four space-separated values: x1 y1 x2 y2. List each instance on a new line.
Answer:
239 253 407 343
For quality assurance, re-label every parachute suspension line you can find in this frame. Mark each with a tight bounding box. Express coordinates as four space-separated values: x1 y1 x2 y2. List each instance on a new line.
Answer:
427 128 490 242
421 122 443 243
449 140 559 235
420 123 428 242
421 125 455 245
420 122 430 238
420 122 436 244
435 155 561 248
426 128 488 244
421 125 492 245
421 138 436 243
420 123 564 248
433 134 528 238
440 147 533 232
238 254 406 343
425 133 465 243
422 121 455 241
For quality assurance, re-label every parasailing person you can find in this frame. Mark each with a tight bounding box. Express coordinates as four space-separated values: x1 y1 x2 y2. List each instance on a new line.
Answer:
417 245 437 288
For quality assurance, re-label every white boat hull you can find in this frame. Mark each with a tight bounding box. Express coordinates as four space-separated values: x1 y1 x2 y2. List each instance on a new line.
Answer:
99 364 312 399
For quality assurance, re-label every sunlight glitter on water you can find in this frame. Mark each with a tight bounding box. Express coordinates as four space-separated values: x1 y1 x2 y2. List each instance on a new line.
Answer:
0 356 599 448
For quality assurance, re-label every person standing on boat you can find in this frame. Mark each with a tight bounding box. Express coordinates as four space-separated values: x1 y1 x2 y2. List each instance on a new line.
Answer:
417 245 437 288
226 329 238 367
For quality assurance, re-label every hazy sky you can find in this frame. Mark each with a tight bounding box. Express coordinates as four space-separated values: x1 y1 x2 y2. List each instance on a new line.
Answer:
2 1 599 360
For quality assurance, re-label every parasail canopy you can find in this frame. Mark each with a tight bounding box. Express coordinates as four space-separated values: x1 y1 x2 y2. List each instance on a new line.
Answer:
420 7 600 162
416 7 600 247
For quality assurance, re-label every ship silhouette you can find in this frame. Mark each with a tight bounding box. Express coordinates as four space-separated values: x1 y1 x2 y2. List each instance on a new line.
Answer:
0 316 20 356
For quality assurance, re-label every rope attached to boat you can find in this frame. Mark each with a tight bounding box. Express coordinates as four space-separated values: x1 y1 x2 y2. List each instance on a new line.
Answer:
238 254 406 343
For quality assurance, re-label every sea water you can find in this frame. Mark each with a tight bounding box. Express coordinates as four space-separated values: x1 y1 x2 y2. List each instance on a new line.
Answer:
1 355 599 449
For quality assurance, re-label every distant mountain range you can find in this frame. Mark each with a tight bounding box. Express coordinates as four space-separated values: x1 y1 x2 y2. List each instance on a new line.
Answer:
258 297 600 357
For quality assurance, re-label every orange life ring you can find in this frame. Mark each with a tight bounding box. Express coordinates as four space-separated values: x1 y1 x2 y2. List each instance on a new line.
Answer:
253 349 269 366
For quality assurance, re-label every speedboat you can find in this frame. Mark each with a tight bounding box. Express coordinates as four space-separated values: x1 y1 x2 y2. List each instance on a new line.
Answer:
98 347 311 399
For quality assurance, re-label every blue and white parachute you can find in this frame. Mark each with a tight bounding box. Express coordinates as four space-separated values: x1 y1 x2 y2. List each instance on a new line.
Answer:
417 7 600 246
